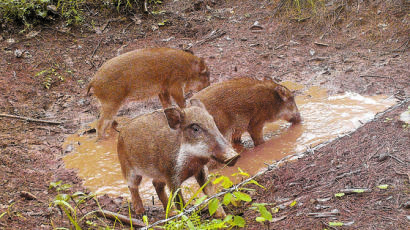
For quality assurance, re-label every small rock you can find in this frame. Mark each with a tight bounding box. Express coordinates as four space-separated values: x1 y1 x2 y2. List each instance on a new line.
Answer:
65 145 74 153
47 5 58 13
240 37 248 41
6 38 15 44
23 51 32 59
309 49 315 56
289 40 299 45
151 25 159 31
225 36 232 41
25 31 40 39
399 108 410 124
250 21 264 30
14 49 23 58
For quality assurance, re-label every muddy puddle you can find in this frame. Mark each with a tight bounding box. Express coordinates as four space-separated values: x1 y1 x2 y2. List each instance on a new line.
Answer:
63 83 396 206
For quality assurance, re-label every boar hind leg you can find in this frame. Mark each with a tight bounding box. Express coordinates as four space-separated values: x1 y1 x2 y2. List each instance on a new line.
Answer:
152 180 168 211
128 175 145 214
231 129 243 144
97 101 122 139
248 120 265 146
195 167 226 218
158 91 172 109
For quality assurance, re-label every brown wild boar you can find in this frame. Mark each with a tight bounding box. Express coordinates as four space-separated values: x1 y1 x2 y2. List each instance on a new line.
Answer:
116 99 239 217
193 77 301 146
87 47 210 139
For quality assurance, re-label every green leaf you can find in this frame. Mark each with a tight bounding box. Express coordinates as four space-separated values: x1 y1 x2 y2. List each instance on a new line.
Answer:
353 189 365 193
233 216 245 227
143 215 149 226
0 212 6 219
71 191 86 198
212 176 225 184
377 184 389 189
49 180 62 189
208 198 219 216
258 205 272 221
256 216 266 222
182 215 194 229
233 191 252 202
329 221 344 227
271 207 279 213
289 200 297 207
194 195 207 206
223 193 232 205
334 193 345 197
245 179 265 189
223 214 233 223
55 194 70 202
231 167 250 177
53 200 74 213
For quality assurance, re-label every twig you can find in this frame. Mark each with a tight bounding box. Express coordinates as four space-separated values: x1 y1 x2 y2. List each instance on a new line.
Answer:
340 188 371 194
393 168 410 181
96 210 145 227
20 191 37 200
308 57 328 62
335 169 362 180
314 42 329 47
320 4 345 40
188 29 226 49
307 209 339 218
91 39 103 57
359 75 390 79
0 114 62 125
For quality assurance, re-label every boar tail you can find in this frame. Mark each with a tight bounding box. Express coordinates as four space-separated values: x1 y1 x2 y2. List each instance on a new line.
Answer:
86 81 93 96
112 120 120 133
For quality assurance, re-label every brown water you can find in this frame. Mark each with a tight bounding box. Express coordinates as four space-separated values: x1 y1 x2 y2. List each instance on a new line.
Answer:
63 83 396 205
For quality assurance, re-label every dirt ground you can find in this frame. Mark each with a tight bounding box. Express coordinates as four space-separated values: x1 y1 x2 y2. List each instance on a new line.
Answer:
0 0 409 229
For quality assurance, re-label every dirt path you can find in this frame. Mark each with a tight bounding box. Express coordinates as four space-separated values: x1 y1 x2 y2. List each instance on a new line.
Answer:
0 0 408 229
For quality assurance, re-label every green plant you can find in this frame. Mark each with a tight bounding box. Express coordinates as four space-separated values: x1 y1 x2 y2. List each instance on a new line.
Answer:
35 66 66 89
0 0 84 27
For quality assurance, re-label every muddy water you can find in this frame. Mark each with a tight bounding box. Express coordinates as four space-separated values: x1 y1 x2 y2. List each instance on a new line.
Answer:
63 84 396 205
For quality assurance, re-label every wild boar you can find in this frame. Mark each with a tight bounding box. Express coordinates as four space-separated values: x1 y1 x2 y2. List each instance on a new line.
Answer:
192 77 301 146
87 47 210 139
116 99 239 217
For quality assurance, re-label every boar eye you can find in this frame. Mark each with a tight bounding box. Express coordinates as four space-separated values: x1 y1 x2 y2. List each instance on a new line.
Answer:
190 124 201 132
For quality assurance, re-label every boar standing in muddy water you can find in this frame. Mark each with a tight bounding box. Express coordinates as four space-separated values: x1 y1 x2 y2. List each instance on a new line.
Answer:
193 77 301 146
116 99 239 217
87 48 210 139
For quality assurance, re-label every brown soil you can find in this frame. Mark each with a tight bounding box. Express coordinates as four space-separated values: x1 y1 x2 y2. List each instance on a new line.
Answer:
0 0 409 229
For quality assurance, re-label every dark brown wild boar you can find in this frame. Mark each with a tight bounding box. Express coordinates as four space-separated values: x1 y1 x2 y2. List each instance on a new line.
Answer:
116 99 239 217
193 77 301 146
87 47 210 139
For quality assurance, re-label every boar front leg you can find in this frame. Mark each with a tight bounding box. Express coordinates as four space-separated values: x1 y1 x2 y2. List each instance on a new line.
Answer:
195 167 226 218
128 175 145 214
152 180 168 211
158 91 173 109
248 119 265 146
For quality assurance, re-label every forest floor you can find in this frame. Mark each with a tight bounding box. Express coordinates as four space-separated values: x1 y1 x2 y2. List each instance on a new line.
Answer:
0 0 409 229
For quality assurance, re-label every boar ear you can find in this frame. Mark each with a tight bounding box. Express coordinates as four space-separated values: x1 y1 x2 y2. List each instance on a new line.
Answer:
275 85 291 102
199 58 207 74
189 99 206 109
164 107 184 130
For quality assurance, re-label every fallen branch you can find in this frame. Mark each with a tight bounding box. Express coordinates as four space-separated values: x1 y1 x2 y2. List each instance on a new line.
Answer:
186 29 226 49
308 57 328 62
96 210 145 227
0 114 62 125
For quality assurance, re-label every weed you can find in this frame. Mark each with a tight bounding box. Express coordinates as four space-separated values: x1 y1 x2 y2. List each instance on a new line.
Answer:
35 65 67 89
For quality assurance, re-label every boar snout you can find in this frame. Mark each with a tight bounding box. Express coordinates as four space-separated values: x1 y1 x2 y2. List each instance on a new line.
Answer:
212 145 240 167
289 112 302 124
